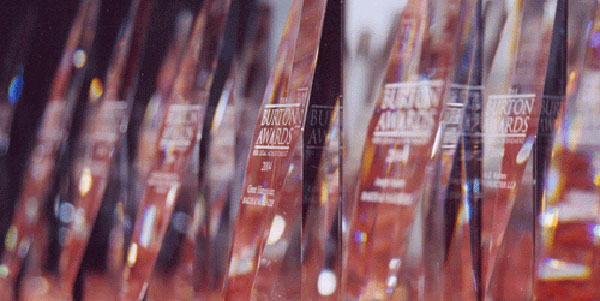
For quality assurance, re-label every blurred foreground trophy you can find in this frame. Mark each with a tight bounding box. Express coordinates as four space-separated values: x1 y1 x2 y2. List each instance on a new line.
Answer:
0 6 37 271
187 6 271 300
119 0 231 299
54 0 151 298
0 0 100 299
134 9 196 301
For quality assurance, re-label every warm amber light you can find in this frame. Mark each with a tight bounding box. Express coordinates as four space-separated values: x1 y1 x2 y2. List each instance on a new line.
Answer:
89 78 103 102
79 167 92 196
127 243 138 267
4 226 17 252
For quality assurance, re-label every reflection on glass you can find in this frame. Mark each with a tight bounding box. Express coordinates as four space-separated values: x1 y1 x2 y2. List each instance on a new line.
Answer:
479 1 557 298
302 100 341 300
0 1 100 299
57 0 152 297
432 0 483 299
535 3 600 298
190 76 235 300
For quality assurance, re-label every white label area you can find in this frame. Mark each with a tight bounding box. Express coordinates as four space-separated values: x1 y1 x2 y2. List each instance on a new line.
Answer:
484 94 536 143
90 100 128 143
373 80 443 145
159 104 203 149
252 102 302 156
360 191 415 205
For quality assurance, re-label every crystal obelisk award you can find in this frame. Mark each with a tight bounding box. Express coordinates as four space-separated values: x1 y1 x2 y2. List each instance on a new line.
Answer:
342 0 462 298
248 1 339 298
193 8 271 297
134 10 193 200
57 0 152 295
0 1 99 298
479 0 557 296
224 0 329 299
535 3 600 298
119 0 231 299
231 4 271 218
190 75 236 300
131 13 194 301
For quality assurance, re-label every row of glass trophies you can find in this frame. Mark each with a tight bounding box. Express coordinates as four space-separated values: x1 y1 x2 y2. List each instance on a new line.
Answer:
0 0 597 299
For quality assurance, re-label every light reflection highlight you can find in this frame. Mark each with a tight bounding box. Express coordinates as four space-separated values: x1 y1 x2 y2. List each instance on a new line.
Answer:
539 258 591 281
386 275 397 287
541 209 558 229
8 67 24 103
89 77 103 102
73 49 86 68
594 172 600 186
0 264 8 278
127 243 138 267
267 215 285 245
4 226 17 252
17 239 30 258
140 205 157 247
59 202 74 223
388 258 401 270
354 231 367 243
79 167 92 196
317 269 337 296
166 185 177 207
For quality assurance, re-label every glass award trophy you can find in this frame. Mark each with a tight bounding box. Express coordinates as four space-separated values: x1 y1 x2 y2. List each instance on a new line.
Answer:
250 1 339 299
224 0 336 299
535 2 600 298
119 0 231 299
55 0 152 296
0 0 100 299
484 0 565 299
189 74 236 300
479 0 557 297
193 7 271 297
133 8 193 217
129 10 193 300
136 11 196 301
0 8 37 273
342 0 462 298
231 4 271 215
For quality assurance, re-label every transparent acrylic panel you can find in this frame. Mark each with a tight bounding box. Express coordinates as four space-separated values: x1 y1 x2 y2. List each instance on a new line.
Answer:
0 1 100 298
479 1 557 297
225 0 331 299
